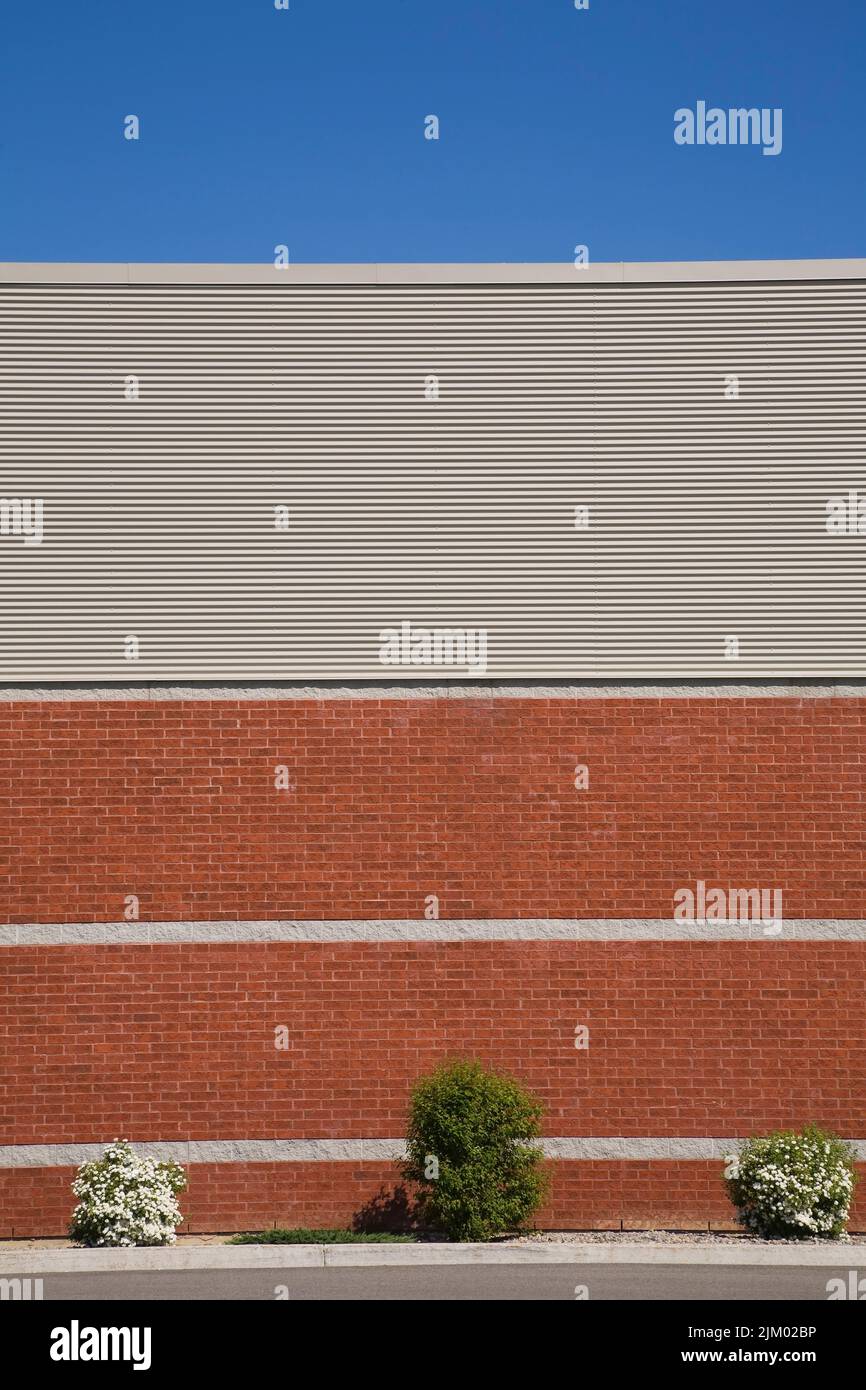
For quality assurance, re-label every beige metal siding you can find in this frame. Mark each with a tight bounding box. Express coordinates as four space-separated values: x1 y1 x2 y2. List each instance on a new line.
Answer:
1 263 864 679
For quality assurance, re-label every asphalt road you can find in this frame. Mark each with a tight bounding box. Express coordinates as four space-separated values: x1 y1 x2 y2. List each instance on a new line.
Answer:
20 1263 862 1300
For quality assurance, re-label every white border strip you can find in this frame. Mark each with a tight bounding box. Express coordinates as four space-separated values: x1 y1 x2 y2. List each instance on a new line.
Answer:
1 683 864 702
3 919 865 945
2 257 865 285
2 1137 864 1168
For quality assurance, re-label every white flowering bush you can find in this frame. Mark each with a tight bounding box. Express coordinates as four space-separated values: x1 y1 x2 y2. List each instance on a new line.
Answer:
69 1140 187 1247
725 1127 857 1240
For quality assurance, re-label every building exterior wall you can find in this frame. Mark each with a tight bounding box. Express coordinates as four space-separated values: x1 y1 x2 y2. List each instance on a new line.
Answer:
2 259 864 1235
1 689 864 1235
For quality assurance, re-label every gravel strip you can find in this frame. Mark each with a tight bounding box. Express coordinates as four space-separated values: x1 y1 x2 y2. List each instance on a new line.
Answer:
513 1230 858 1247
2 1229 860 1251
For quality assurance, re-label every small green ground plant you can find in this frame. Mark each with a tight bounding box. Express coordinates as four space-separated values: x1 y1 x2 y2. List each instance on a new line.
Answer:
229 1228 413 1244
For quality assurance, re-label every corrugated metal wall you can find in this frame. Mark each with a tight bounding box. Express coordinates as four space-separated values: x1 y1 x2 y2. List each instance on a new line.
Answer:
1 265 864 678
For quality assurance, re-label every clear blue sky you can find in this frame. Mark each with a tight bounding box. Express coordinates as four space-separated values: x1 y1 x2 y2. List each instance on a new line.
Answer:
1 0 863 263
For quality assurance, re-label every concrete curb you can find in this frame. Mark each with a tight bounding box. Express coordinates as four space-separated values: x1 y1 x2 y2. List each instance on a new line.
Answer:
2 1242 865 1274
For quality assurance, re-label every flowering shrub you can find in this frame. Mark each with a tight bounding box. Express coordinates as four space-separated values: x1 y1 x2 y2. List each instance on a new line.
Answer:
69 1140 187 1247
725 1126 857 1240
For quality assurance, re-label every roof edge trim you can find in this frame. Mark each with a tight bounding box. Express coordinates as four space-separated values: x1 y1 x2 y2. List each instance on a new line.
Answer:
0 257 865 286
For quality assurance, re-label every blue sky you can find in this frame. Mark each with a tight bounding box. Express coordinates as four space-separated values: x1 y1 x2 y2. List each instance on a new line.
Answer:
1 0 863 263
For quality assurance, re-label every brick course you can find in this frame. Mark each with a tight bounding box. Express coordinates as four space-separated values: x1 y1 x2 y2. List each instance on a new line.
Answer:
0 697 863 922
1 942 863 1143
2 1162 865 1240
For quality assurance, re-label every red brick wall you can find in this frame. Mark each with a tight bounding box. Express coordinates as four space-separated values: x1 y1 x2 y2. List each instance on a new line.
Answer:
1 942 863 1144
0 697 863 922
1 695 864 1236
2 1162 865 1240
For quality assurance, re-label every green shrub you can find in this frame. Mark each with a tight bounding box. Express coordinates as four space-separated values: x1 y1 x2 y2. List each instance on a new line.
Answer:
402 1059 547 1241
228 1228 413 1244
725 1126 857 1239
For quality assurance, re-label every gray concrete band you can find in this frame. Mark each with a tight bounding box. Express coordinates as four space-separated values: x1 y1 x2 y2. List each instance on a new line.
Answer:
2 1137 864 1168
1 682 865 701
2 919 865 945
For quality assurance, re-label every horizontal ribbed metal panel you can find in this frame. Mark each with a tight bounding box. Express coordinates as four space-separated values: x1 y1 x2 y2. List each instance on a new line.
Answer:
1 261 865 679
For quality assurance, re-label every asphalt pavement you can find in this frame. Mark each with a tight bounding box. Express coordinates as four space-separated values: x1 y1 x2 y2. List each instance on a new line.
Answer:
19 1262 862 1300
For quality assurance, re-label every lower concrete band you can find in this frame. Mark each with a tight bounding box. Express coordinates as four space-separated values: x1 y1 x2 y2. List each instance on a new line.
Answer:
2 918 865 945
2 1138 865 1167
